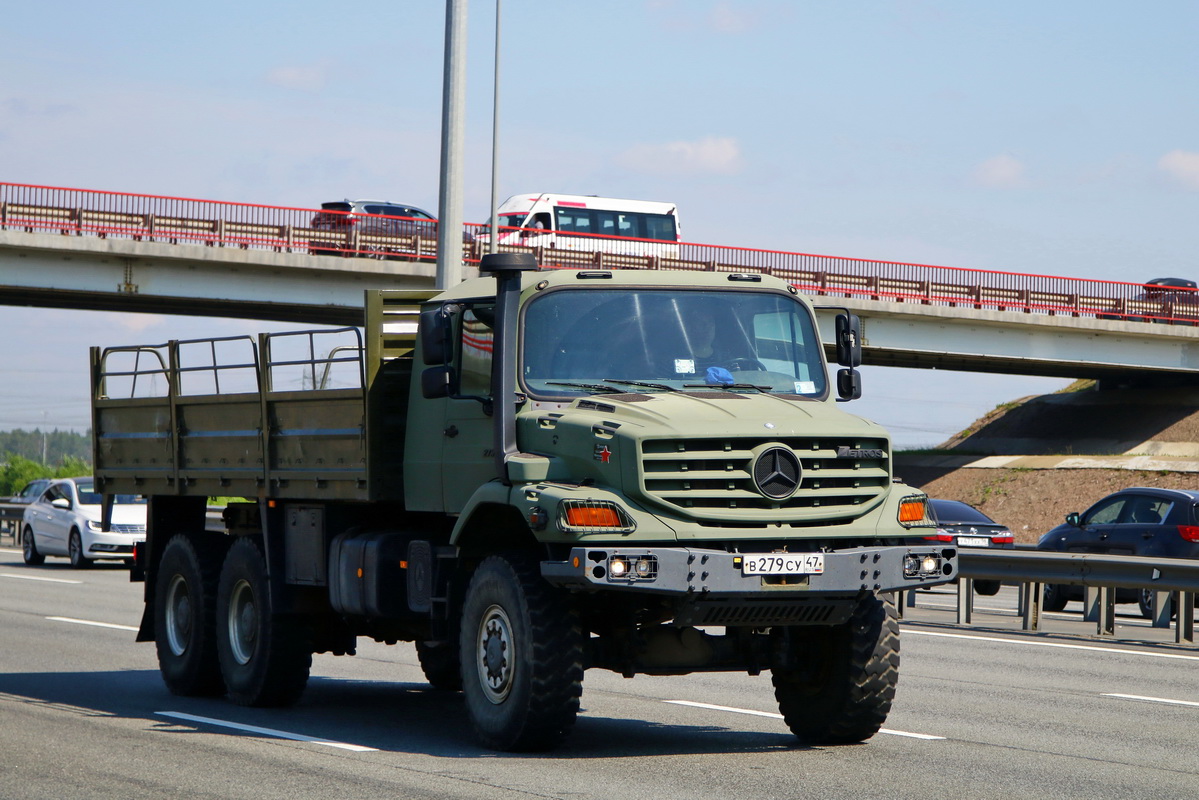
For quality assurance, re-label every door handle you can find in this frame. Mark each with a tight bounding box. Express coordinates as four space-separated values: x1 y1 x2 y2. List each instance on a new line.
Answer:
444 425 459 438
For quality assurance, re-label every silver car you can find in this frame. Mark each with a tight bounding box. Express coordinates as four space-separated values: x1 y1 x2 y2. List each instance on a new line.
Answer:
22 477 147 568
309 199 437 258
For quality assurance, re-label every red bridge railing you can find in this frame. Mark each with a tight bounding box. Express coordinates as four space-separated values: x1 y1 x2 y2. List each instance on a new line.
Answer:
2 181 1195 325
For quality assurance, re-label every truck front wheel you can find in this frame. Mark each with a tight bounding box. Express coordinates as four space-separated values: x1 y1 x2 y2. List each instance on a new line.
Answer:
772 592 900 744
155 534 226 696
458 553 583 751
216 538 312 707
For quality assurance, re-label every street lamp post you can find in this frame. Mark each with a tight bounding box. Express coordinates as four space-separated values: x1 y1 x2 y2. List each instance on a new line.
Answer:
436 0 468 290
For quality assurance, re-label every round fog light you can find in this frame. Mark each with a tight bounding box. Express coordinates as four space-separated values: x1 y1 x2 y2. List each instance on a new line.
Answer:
635 559 652 577
921 556 938 574
610 558 627 577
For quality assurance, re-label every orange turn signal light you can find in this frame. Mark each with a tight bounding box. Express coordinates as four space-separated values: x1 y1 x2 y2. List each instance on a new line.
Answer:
898 497 927 524
565 505 622 528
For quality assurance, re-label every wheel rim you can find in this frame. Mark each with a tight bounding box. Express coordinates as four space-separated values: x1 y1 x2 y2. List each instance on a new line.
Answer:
227 578 258 666
164 574 192 657
70 533 83 564
476 603 514 704
23 528 34 559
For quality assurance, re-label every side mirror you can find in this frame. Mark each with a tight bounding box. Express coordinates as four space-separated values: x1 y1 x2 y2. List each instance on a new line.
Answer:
836 368 861 401
51 498 71 510
421 366 455 399
419 304 460 366
1066 512 1081 527
835 313 862 368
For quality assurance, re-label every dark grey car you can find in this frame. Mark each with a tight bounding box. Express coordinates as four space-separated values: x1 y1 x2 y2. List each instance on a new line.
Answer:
1036 487 1199 617
924 498 1014 596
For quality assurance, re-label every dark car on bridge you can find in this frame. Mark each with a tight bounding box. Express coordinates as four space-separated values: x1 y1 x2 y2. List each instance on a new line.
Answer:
923 498 1014 596
1101 277 1199 323
1036 487 1199 617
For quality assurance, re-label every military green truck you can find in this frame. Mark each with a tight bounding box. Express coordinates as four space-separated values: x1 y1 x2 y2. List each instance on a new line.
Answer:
91 253 955 751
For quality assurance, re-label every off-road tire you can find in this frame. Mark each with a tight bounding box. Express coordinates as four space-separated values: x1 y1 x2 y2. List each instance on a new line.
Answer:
22 525 44 566
216 537 312 707
416 640 462 691
68 529 91 569
772 592 900 744
459 553 584 751
155 533 228 696
1042 583 1068 612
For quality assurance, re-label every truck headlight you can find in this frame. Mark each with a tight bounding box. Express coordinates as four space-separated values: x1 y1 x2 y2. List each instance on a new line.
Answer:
606 553 657 582
903 553 945 578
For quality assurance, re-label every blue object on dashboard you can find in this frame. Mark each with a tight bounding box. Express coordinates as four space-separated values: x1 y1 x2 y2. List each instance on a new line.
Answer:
706 366 735 385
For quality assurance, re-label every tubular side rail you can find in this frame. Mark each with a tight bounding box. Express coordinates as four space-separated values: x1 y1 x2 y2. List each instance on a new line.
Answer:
900 549 1199 646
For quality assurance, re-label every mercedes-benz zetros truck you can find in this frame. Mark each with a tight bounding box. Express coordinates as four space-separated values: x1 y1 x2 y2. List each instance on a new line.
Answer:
91 253 955 751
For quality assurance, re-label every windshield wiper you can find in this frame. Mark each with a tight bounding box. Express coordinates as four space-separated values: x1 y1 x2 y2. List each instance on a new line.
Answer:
683 383 774 392
545 381 626 393
603 379 678 391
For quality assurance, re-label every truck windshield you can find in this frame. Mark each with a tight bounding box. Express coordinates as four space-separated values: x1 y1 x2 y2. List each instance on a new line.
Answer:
522 288 828 398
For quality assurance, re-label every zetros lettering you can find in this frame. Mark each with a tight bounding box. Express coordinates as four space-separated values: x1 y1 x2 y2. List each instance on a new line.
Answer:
836 446 886 459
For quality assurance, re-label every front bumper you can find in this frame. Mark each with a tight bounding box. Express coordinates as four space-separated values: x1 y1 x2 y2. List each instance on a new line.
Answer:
542 544 957 597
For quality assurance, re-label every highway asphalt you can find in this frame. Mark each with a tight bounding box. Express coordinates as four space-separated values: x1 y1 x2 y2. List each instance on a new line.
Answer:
2 547 1196 799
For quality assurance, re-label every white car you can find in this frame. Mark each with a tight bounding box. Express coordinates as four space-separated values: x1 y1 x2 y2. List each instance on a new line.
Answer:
22 477 147 568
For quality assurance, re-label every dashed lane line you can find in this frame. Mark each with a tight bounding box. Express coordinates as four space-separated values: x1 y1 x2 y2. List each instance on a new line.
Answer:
1102 693 1199 708
663 700 945 740
156 711 379 752
2 572 82 584
46 616 138 631
905 629 1199 661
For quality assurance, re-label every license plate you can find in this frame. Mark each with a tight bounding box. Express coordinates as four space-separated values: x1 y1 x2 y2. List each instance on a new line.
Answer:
957 537 990 547
741 553 824 575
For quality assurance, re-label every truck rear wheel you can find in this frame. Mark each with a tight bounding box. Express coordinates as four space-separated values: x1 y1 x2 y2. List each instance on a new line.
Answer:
772 592 900 744
155 534 226 696
216 538 312 707
459 553 583 751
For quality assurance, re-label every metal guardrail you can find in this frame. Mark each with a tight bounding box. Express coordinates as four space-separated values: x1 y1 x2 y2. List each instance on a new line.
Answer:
0 501 24 543
4 181 1199 325
901 549 1199 646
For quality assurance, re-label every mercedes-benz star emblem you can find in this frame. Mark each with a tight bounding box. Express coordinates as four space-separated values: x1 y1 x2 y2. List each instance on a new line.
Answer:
753 446 801 499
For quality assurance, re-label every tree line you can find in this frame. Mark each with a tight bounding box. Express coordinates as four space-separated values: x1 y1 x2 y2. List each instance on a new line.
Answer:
0 429 93 497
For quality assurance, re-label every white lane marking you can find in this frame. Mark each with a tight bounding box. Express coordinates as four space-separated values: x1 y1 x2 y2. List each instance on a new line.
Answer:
2 572 83 584
47 616 138 631
917 601 1154 626
1103 693 1199 708
905 629 1199 662
663 700 945 740
156 711 378 752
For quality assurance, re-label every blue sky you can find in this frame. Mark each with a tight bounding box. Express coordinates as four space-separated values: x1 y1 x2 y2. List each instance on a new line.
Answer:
1 1 1196 446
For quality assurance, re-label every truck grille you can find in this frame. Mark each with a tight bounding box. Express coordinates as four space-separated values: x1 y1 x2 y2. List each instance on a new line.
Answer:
640 436 889 521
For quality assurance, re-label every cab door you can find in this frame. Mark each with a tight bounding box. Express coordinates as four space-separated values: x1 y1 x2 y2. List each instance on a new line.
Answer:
440 305 500 513
404 301 501 514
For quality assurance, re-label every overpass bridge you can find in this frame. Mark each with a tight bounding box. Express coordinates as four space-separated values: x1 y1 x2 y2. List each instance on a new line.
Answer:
2 181 1197 382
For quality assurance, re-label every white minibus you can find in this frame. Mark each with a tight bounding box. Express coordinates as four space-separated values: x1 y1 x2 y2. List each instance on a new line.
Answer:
483 193 681 258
